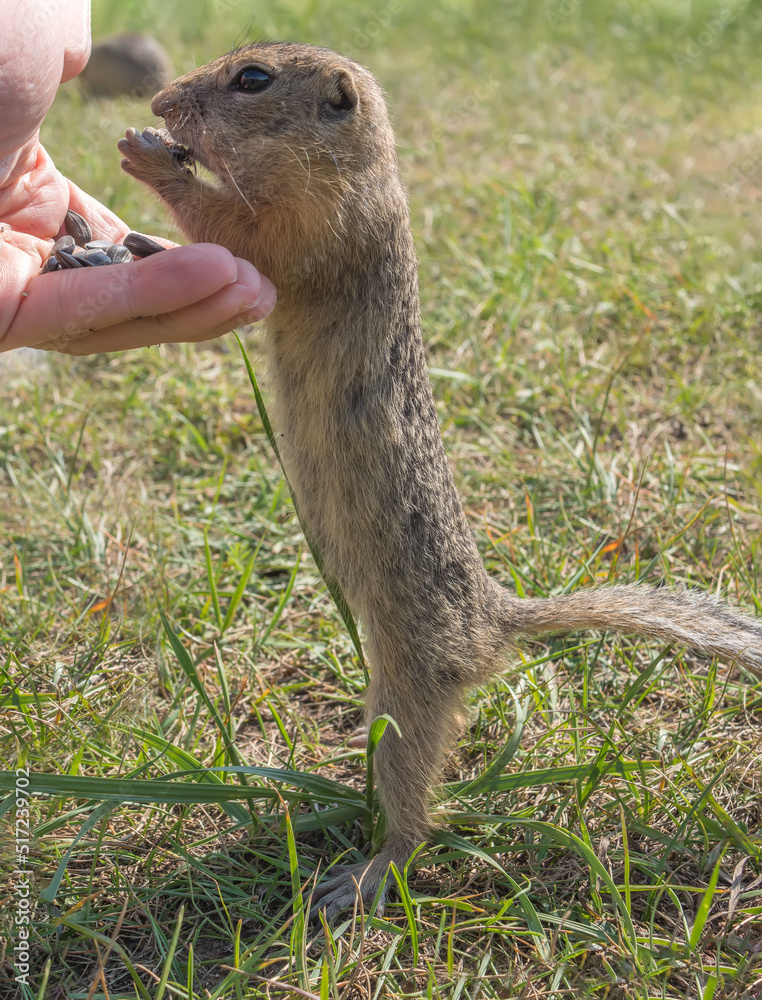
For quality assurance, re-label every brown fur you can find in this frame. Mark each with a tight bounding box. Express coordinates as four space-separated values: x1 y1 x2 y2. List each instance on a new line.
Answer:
118 42 762 919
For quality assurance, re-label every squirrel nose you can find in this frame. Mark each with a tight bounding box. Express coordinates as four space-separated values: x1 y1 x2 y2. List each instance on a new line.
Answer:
151 89 173 118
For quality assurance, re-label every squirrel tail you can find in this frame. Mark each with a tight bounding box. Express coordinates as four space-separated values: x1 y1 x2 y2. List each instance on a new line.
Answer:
504 583 762 678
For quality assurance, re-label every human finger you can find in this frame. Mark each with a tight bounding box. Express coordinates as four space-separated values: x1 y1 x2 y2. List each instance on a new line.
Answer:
2 244 272 351
34 271 277 354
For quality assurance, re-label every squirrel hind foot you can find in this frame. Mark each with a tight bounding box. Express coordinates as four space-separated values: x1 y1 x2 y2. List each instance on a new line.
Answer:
308 856 390 923
308 839 420 922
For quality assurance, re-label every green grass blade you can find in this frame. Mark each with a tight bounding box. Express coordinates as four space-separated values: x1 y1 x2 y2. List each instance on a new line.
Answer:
265 695 294 753
284 803 308 991
390 861 419 966
213 641 238 773
524 821 638 953
703 974 719 1000
456 693 528 795
236 333 365 667
203 527 223 630
620 803 632 917
58 919 152 1000
186 941 195 999
123 725 251 824
615 647 671 718
171 407 209 452
38 801 115 905
365 713 402 839
34 959 51 1000
159 608 248 779
446 815 639 955
0 766 364 806
258 547 300 647
320 958 330 1000
159 608 224 720
443 758 659 796
689 857 722 951
221 544 258 632
435 829 551 961
154 904 184 1000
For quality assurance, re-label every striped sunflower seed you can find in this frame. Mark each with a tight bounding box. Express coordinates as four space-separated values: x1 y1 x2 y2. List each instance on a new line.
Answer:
56 249 90 268
78 249 113 266
53 235 76 254
106 244 133 264
123 232 166 257
64 210 93 247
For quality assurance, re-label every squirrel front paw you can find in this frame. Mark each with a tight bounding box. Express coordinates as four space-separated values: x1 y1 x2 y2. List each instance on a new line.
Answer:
118 127 192 187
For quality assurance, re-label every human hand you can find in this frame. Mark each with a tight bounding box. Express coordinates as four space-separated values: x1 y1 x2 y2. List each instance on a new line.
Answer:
0 0 276 355
0 147 276 355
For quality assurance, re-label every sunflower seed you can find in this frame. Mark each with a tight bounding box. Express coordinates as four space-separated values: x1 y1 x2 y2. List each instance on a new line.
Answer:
53 235 76 254
78 249 113 266
106 244 133 264
56 249 90 268
64 210 93 246
123 232 166 257
41 256 61 273
84 239 111 250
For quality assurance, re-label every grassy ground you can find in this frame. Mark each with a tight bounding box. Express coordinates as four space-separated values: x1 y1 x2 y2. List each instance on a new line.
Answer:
2 0 762 996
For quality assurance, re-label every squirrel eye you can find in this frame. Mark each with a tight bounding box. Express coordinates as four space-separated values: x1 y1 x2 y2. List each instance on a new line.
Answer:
234 68 271 92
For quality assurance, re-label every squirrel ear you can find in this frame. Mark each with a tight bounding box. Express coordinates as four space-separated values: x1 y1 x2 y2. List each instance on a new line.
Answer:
327 70 358 114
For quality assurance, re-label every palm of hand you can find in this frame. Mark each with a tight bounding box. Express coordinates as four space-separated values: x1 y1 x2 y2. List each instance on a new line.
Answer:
0 138 132 343
0 143 71 283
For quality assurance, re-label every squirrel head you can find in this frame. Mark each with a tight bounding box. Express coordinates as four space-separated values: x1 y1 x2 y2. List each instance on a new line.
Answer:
149 42 410 299
151 42 396 213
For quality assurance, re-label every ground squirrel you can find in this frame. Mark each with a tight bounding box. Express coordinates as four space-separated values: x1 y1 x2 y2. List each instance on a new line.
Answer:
118 42 762 920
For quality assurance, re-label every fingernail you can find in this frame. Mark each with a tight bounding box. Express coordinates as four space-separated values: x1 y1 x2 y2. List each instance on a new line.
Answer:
243 279 277 320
